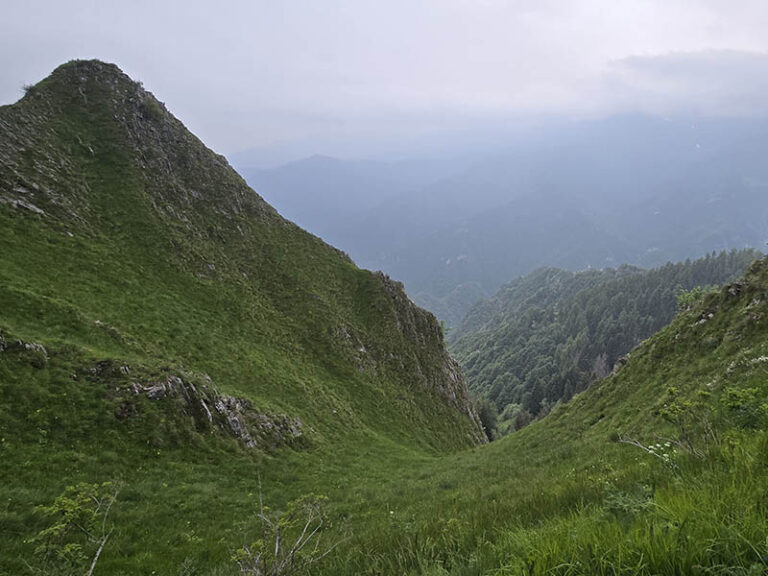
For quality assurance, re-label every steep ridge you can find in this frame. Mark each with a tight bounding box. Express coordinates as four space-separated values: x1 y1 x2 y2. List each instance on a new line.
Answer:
0 59 482 446
0 61 482 571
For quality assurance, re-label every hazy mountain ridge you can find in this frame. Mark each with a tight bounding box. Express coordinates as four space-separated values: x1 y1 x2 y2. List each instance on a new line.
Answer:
236 153 471 269
243 116 768 324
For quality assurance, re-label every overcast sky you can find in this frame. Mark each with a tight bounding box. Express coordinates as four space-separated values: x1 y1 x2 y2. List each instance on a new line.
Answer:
2 1 768 160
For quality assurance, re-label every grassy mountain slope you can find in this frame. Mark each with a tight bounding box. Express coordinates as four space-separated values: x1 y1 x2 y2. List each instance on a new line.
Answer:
0 61 483 573
2 60 768 575
318 255 768 575
451 250 759 424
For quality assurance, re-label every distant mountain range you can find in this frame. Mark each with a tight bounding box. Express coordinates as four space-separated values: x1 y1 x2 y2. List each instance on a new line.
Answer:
236 115 768 326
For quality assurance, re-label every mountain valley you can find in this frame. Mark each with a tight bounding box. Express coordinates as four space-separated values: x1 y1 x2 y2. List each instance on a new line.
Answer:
1 61 768 575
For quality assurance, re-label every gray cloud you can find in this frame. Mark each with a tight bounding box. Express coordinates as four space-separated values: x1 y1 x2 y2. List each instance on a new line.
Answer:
2 1 768 157
602 50 768 116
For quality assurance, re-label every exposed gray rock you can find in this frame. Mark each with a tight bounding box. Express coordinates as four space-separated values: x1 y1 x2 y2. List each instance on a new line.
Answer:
373 271 486 444
22 341 48 357
612 353 630 375
0 337 48 367
130 372 303 450
0 196 45 214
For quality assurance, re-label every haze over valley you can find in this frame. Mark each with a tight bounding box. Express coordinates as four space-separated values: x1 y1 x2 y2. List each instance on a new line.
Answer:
236 115 768 325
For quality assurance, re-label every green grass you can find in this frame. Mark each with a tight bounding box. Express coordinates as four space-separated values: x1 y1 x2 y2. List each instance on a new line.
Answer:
319 262 768 575
2 60 768 575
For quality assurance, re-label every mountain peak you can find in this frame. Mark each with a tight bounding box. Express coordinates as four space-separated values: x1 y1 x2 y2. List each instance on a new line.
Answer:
0 59 484 455
30 59 139 101
50 59 128 81
21 59 170 130
2 58 266 229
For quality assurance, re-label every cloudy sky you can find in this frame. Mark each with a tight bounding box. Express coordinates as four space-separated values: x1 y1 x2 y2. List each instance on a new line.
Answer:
2 1 768 160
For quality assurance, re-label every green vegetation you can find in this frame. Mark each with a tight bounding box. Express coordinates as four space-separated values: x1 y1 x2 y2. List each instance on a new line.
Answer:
316 255 768 574
451 250 759 423
2 60 768 575
233 492 335 575
0 60 481 574
28 481 120 575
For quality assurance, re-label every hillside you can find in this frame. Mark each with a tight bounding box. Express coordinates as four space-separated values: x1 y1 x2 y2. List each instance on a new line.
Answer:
2 60 768 576
451 250 760 429
329 254 768 574
0 61 483 573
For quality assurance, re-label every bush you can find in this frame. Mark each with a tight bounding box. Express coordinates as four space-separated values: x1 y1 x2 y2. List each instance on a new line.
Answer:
233 493 339 575
28 481 120 576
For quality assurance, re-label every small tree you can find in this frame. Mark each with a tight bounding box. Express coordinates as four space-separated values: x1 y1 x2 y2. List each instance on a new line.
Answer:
676 286 705 311
233 492 339 575
28 481 120 576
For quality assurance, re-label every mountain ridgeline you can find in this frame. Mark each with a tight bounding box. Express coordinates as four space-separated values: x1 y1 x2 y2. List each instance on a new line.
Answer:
0 60 489 571
0 60 485 447
240 117 768 327
0 60 494 572
451 249 760 431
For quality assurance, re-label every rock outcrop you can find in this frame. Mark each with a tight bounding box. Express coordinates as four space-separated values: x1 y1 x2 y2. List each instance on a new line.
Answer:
128 372 304 450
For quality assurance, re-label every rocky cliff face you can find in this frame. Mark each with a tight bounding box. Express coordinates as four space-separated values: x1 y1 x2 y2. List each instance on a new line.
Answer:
0 59 484 449
373 272 481 428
